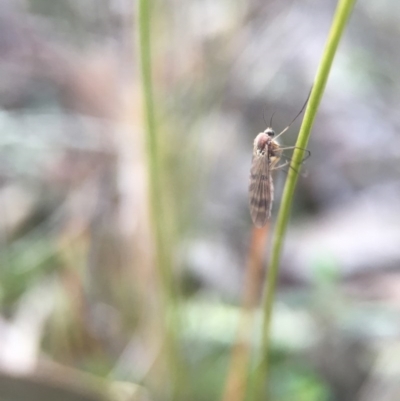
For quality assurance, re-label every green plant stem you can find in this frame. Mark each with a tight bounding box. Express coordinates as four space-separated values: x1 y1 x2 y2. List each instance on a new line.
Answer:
137 0 183 398
251 0 357 399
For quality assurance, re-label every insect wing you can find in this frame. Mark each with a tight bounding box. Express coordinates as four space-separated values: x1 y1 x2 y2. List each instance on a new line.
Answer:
249 153 273 227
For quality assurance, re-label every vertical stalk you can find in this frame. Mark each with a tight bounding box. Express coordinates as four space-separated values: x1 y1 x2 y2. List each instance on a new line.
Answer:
251 0 357 399
137 0 184 398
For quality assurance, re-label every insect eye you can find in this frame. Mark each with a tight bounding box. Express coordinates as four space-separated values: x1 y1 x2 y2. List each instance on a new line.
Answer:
268 130 275 137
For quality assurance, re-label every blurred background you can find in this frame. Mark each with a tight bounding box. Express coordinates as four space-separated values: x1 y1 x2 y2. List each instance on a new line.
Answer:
0 0 400 400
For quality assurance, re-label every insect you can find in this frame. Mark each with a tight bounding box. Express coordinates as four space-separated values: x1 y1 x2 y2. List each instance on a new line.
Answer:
249 93 311 227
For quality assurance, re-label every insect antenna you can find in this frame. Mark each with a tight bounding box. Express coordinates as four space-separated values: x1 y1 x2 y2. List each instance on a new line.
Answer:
274 86 313 140
269 111 276 128
263 104 276 128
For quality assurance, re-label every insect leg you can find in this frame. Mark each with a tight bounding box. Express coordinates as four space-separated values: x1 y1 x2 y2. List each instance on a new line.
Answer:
279 146 311 163
273 86 313 141
271 160 300 175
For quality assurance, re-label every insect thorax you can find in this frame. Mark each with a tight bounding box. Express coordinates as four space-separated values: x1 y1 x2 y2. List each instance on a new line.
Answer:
254 133 270 155
254 132 281 158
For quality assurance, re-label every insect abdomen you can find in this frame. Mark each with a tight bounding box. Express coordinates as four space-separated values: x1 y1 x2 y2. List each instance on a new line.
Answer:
249 154 273 227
